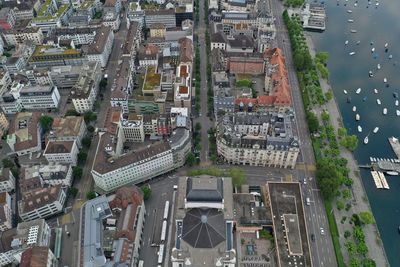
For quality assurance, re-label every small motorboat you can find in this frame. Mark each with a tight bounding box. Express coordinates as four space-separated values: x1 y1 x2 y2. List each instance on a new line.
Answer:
377 99 381 105
395 100 399 106
349 52 356 56
345 40 349 45
352 106 357 112
350 29 357 33
373 127 379 133
387 171 398 176
397 110 400 116
385 43 389 48
383 108 388 115
377 63 381 69
356 114 360 121
374 88 378 94
354 2 357 6
393 92 398 98
343 90 348 94
376 2 379 6
364 134 369 144
389 55 393 59
358 125 362 132
369 71 373 77
356 88 361 94
348 19 354 22
384 78 388 83
371 47 375 52
347 9 353 13
356 41 361 45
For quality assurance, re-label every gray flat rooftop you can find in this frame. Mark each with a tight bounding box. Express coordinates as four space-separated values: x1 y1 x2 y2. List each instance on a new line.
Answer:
268 182 312 267
283 214 303 255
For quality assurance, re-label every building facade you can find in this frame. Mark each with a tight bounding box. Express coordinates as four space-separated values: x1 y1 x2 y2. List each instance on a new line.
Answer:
44 140 79 165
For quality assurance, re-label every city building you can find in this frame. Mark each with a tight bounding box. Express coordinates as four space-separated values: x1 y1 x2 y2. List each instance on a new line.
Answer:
43 140 79 165
70 61 101 113
174 63 192 109
227 52 264 74
0 192 13 231
1 0 37 20
11 219 51 250
18 185 67 221
87 26 114 67
127 2 145 28
217 113 299 168
19 84 61 110
28 45 86 67
0 168 16 193
4 42 35 74
23 164 73 187
6 112 41 156
2 24 44 46
145 9 176 29
0 112 9 137
49 116 86 148
51 26 98 45
138 44 159 67
0 70 12 95
120 113 145 142
102 11 121 31
149 23 166 38
171 176 236 266
20 246 57 267
0 8 16 30
30 1 72 33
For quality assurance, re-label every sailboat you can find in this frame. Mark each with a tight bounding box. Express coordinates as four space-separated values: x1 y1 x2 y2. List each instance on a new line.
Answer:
356 88 362 94
377 63 381 69
373 127 379 133
374 88 378 94
383 108 388 115
352 106 357 112
358 126 362 132
356 114 360 121
377 99 381 105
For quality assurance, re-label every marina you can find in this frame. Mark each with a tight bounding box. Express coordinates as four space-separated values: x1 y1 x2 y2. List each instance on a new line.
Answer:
370 171 390 189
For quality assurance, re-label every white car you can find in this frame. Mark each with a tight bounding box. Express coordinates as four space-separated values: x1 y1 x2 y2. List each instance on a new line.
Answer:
320 228 325 235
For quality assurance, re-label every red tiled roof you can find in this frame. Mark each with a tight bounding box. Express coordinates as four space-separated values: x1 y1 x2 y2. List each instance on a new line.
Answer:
179 86 188 94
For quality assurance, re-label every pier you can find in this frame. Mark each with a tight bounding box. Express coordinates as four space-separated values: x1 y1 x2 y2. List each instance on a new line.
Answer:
388 137 400 159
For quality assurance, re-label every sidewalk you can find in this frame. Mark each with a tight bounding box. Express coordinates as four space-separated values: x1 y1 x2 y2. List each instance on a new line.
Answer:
306 34 389 266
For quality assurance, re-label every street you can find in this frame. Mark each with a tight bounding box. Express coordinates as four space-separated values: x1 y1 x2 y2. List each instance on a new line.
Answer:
270 0 337 265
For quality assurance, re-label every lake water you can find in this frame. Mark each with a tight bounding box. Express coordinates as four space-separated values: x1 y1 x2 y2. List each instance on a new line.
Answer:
309 0 400 265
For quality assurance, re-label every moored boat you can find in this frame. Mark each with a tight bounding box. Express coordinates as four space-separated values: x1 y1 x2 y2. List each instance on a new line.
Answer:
356 114 360 121
385 43 389 48
356 88 361 94
352 106 356 112
374 88 378 94
347 9 353 13
373 127 379 133
369 71 373 77
345 40 349 45
387 171 399 176
397 110 400 116
371 47 375 52
350 29 357 33
384 78 388 83
358 125 362 132
348 19 354 22
377 99 381 105
364 134 369 144
377 63 381 69
343 90 348 94
396 100 399 106
349 52 356 56
383 108 388 115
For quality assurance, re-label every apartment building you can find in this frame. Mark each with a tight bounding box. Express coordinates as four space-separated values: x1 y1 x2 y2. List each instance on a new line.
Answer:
30 0 71 33
0 112 9 137
174 63 192 109
2 25 44 46
44 140 79 165
19 84 61 110
11 219 51 250
18 185 67 221
0 192 12 231
70 61 101 113
49 116 86 147
51 26 98 45
1 0 37 20
29 45 86 67
0 168 15 193
6 112 41 156
217 113 299 169
145 9 176 29
20 246 57 267
87 26 114 67
149 23 166 38
0 8 16 30
120 113 145 142
0 70 12 94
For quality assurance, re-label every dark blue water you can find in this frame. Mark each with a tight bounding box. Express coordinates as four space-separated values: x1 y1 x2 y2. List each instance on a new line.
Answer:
309 0 400 265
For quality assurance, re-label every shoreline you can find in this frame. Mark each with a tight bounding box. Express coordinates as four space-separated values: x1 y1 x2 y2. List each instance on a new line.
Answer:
305 33 389 266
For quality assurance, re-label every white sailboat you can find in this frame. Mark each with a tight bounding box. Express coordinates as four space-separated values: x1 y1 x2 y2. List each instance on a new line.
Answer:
356 88 362 94
383 108 388 115
373 127 379 133
396 100 399 106
384 78 388 83
343 90 348 94
348 19 354 23
377 63 381 69
345 40 349 45
377 99 381 105
385 43 389 48
374 88 378 94
352 106 357 112
372 47 375 52
349 52 356 56
358 126 363 132
397 110 400 116
364 134 369 144
347 9 353 13
356 114 360 121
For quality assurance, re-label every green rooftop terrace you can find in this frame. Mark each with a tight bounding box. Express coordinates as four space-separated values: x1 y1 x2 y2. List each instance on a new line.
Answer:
33 3 70 21
142 66 161 92
32 45 81 57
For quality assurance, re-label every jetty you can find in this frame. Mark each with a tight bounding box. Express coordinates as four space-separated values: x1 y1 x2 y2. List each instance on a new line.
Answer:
300 3 326 31
388 137 400 159
371 171 389 189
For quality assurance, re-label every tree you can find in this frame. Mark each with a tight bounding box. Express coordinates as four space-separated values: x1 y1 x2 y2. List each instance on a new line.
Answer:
186 152 196 167
78 151 88 165
316 158 341 200
141 184 152 200
39 115 53 133
342 188 352 199
65 109 79 116
306 111 319 132
353 226 365 243
345 241 357 256
349 258 361 267
82 137 92 148
84 111 97 123
325 90 333 101
68 187 79 197
357 241 369 256
2 158 14 168
72 166 83 179
195 122 202 132
87 125 95 133
362 258 376 267
99 79 108 89
316 51 329 63
344 230 351 239
337 127 347 138
229 167 246 188
336 200 345 211
86 191 96 200
359 211 375 225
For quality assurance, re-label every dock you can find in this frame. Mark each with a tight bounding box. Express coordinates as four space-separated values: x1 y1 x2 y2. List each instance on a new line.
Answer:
388 137 400 159
371 171 389 189
300 3 326 31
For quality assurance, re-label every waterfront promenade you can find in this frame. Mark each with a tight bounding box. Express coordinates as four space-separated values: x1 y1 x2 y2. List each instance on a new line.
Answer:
306 34 389 266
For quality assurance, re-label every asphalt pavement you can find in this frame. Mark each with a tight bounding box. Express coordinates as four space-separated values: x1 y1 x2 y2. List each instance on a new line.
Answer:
270 0 337 265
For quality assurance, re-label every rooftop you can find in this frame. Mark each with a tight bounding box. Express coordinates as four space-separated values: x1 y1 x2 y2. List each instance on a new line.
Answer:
186 177 224 202
31 45 81 58
44 140 75 154
88 26 112 54
20 246 52 267
51 116 85 138
7 112 40 152
18 185 64 214
142 66 161 91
